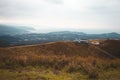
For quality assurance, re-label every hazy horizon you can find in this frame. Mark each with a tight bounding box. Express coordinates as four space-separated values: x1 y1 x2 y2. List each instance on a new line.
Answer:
0 23 120 34
0 0 120 33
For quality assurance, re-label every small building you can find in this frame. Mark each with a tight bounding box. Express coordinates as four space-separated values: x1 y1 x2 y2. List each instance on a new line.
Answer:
90 41 100 46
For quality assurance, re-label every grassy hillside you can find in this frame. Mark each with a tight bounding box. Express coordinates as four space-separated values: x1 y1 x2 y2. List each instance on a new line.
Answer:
0 41 116 58
100 40 120 58
0 40 120 80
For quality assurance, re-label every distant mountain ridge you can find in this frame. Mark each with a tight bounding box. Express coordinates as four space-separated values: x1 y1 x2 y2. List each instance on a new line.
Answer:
0 24 120 47
0 24 33 36
48 31 86 35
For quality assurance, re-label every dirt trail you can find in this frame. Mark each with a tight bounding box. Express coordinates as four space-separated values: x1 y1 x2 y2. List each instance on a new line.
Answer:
91 45 117 59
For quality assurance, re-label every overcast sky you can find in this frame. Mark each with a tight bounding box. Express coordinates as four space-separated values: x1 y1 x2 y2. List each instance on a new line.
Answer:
0 0 120 33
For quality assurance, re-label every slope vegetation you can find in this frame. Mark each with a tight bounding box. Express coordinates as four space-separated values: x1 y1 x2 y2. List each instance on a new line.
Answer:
0 40 120 80
100 40 120 58
0 41 116 58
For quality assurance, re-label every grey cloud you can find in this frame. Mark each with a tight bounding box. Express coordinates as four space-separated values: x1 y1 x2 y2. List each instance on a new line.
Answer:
45 0 63 4
0 0 120 33
0 0 45 18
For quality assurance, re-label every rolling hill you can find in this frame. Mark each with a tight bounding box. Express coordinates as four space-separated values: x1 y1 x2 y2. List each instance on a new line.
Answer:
0 40 119 59
0 40 120 80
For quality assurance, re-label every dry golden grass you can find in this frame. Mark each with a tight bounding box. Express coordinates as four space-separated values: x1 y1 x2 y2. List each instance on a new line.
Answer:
0 40 120 79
